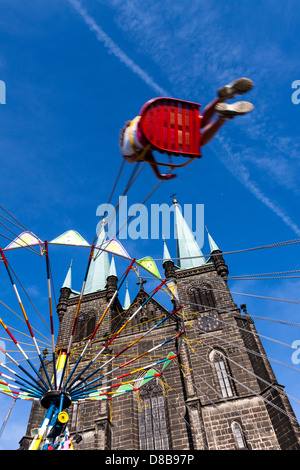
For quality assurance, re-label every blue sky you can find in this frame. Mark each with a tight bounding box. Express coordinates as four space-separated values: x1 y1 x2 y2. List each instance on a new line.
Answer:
0 0 299 450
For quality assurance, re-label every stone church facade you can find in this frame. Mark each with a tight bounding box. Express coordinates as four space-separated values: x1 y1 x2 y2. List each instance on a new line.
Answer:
19 203 300 450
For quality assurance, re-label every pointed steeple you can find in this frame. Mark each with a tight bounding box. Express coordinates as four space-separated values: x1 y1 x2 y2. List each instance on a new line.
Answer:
206 226 220 253
57 261 73 323
163 237 172 263
123 282 131 310
84 219 110 294
173 198 206 270
162 235 176 279
109 255 117 277
62 260 72 289
205 226 229 278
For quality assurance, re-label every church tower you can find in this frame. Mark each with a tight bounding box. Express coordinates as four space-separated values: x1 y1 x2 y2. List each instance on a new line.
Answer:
19 205 300 450
159 198 300 450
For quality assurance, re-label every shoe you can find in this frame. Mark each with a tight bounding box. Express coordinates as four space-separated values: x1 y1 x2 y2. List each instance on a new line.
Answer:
215 101 254 119
217 78 253 99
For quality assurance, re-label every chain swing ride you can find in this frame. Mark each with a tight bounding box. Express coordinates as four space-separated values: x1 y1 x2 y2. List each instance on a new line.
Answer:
0 221 184 450
0 79 299 450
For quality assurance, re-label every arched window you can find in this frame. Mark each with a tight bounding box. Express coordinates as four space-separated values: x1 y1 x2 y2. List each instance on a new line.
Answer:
74 310 96 342
231 421 247 449
209 350 233 398
190 285 216 312
138 381 170 450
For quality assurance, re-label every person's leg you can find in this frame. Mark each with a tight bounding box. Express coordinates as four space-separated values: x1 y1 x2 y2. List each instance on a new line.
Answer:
201 101 254 146
201 97 225 128
201 78 254 128
201 117 226 146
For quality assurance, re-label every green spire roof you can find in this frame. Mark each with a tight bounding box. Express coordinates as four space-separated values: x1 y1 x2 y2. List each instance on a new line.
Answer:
163 237 172 263
84 220 110 294
206 226 220 253
62 261 72 289
123 282 131 310
174 200 206 270
109 255 117 277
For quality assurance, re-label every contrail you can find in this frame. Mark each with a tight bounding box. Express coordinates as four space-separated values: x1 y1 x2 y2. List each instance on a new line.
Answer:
217 135 300 237
67 0 169 96
242 178 300 237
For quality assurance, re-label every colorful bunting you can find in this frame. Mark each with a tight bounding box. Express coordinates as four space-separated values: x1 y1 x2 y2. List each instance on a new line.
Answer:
49 230 90 247
97 238 131 260
138 369 158 387
136 256 161 279
162 352 176 370
4 231 43 251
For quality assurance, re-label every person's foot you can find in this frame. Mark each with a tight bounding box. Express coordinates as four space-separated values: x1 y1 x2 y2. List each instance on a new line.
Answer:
215 101 254 119
218 78 253 99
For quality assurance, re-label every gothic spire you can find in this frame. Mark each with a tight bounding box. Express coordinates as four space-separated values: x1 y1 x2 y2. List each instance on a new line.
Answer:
62 260 72 290
173 198 206 270
123 282 131 310
109 255 117 278
205 226 229 278
84 219 110 294
163 237 172 263
206 226 220 253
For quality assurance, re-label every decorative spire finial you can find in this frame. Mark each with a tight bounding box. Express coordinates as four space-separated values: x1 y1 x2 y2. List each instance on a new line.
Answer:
170 193 177 204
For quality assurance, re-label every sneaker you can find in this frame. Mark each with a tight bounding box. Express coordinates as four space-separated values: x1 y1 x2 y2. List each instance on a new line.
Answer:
217 78 253 99
215 101 254 119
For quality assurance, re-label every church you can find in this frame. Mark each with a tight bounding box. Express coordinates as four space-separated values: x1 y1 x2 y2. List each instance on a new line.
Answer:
19 199 300 450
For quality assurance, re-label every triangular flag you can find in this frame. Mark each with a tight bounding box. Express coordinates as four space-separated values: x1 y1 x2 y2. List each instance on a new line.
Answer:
49 230 90 247
112 383 133 397
137 353 175 388
137 256 161 279
88 383 133 401
4 231 43 251
162 352 176 370
97 238 131 260
139 369 157 387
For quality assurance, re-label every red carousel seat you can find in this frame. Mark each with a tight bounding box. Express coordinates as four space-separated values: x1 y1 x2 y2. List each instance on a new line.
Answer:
139 98 202 157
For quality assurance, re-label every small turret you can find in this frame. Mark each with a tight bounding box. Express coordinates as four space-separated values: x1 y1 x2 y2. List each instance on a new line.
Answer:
206 227 229 278
57 261 72 323
162 238 176 279
106 255 118 300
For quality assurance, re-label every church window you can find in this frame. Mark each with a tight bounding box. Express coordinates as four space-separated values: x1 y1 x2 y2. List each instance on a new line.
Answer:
190 285 216 311
74 310 96 342
231 421 247 449
139 382 170 450
210 350 233 398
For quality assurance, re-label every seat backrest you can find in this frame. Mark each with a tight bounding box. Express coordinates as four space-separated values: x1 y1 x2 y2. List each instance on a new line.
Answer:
139 98 202 157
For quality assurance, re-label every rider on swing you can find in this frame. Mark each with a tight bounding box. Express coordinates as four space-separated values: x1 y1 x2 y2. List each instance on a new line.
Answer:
120 77 254 180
